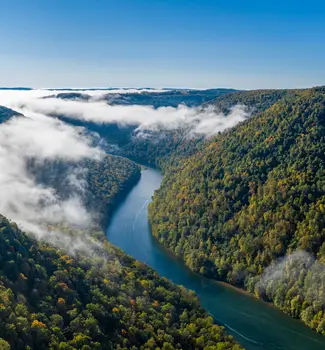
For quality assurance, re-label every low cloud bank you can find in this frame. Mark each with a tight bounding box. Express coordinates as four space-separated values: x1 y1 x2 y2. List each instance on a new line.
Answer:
0 89 250 138
0 89 250 255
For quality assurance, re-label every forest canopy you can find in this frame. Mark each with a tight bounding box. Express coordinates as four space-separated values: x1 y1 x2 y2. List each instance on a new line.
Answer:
149 87 325 334
0 215 242 350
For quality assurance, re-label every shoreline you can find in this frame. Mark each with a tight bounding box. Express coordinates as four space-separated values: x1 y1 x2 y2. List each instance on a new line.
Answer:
106 165 325 350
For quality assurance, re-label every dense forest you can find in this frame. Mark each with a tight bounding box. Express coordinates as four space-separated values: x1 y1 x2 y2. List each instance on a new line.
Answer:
84 155 141 224
104 89 298 167
0 215 242 350
47 89 302 168
204 89 293 115
2 86 325 346
149 87 325 333
29 154 141 228
0 102 244 349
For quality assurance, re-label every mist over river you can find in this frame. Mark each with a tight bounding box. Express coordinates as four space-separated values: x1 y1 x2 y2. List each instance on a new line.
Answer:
107 168 325 350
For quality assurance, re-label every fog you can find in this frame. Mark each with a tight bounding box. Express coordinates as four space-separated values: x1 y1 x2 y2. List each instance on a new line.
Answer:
0 101 103 253
0 88 249 255
257 250 325 308
0 89 250 138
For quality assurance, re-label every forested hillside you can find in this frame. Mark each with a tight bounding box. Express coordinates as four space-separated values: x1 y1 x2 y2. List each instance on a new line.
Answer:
149 87 325 333
0 102 243 349
84 155 141 223
50 88 236 108
205 89 292 115
0 215 242 350
52 113 200 167
30 154 141 228
118 89 296 167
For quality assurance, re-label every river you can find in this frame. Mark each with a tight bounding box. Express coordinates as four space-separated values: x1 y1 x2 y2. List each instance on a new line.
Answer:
106 168 325 350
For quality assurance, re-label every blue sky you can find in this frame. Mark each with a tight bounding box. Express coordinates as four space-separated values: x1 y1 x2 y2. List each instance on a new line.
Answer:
0 0 324 89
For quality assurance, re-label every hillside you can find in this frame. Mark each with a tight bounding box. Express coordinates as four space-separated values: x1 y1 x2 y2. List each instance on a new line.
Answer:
149 87 325 333
0 105 22 123
102 88 237 107
50 88 236 108
205 89 293 115
29 154 141 228
0 103 243 349
0 105 141 231
0 215 242 350
117 89 295 167
48 89 236 167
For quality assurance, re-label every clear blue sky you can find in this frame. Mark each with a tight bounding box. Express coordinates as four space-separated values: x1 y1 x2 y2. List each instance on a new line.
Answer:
0 0 324 89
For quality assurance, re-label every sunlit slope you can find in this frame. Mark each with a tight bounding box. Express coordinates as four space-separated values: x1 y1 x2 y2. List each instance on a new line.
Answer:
0 215 242 350
204 89 293 115
149 87 325 333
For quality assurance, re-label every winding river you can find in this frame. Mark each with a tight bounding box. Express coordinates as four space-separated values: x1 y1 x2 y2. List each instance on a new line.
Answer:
107 168 325 350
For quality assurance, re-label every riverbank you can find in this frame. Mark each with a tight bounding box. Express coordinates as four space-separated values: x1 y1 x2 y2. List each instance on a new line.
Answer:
106 167 325 350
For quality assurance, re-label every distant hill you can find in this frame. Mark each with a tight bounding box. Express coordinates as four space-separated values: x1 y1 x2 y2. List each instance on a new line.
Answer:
45 92 91 101
0 87 32 90
49 88 237 107
48 89 237 167
0 105 22 123
101 88 237 108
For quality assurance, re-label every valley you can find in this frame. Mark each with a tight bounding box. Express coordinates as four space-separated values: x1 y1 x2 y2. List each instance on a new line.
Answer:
1 1 324 348
0 87 324 349
107 167 325 350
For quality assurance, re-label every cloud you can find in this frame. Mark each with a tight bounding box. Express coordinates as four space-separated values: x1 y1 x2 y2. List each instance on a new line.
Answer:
188 104 249 137
0 89 250 255
0 104 103 254
0 89 250 138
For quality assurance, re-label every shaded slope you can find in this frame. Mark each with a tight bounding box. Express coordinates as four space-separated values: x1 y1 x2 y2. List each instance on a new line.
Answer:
29 154 141 228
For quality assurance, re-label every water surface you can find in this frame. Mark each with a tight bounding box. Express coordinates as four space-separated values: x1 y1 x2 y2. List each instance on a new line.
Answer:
107 168 325 350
